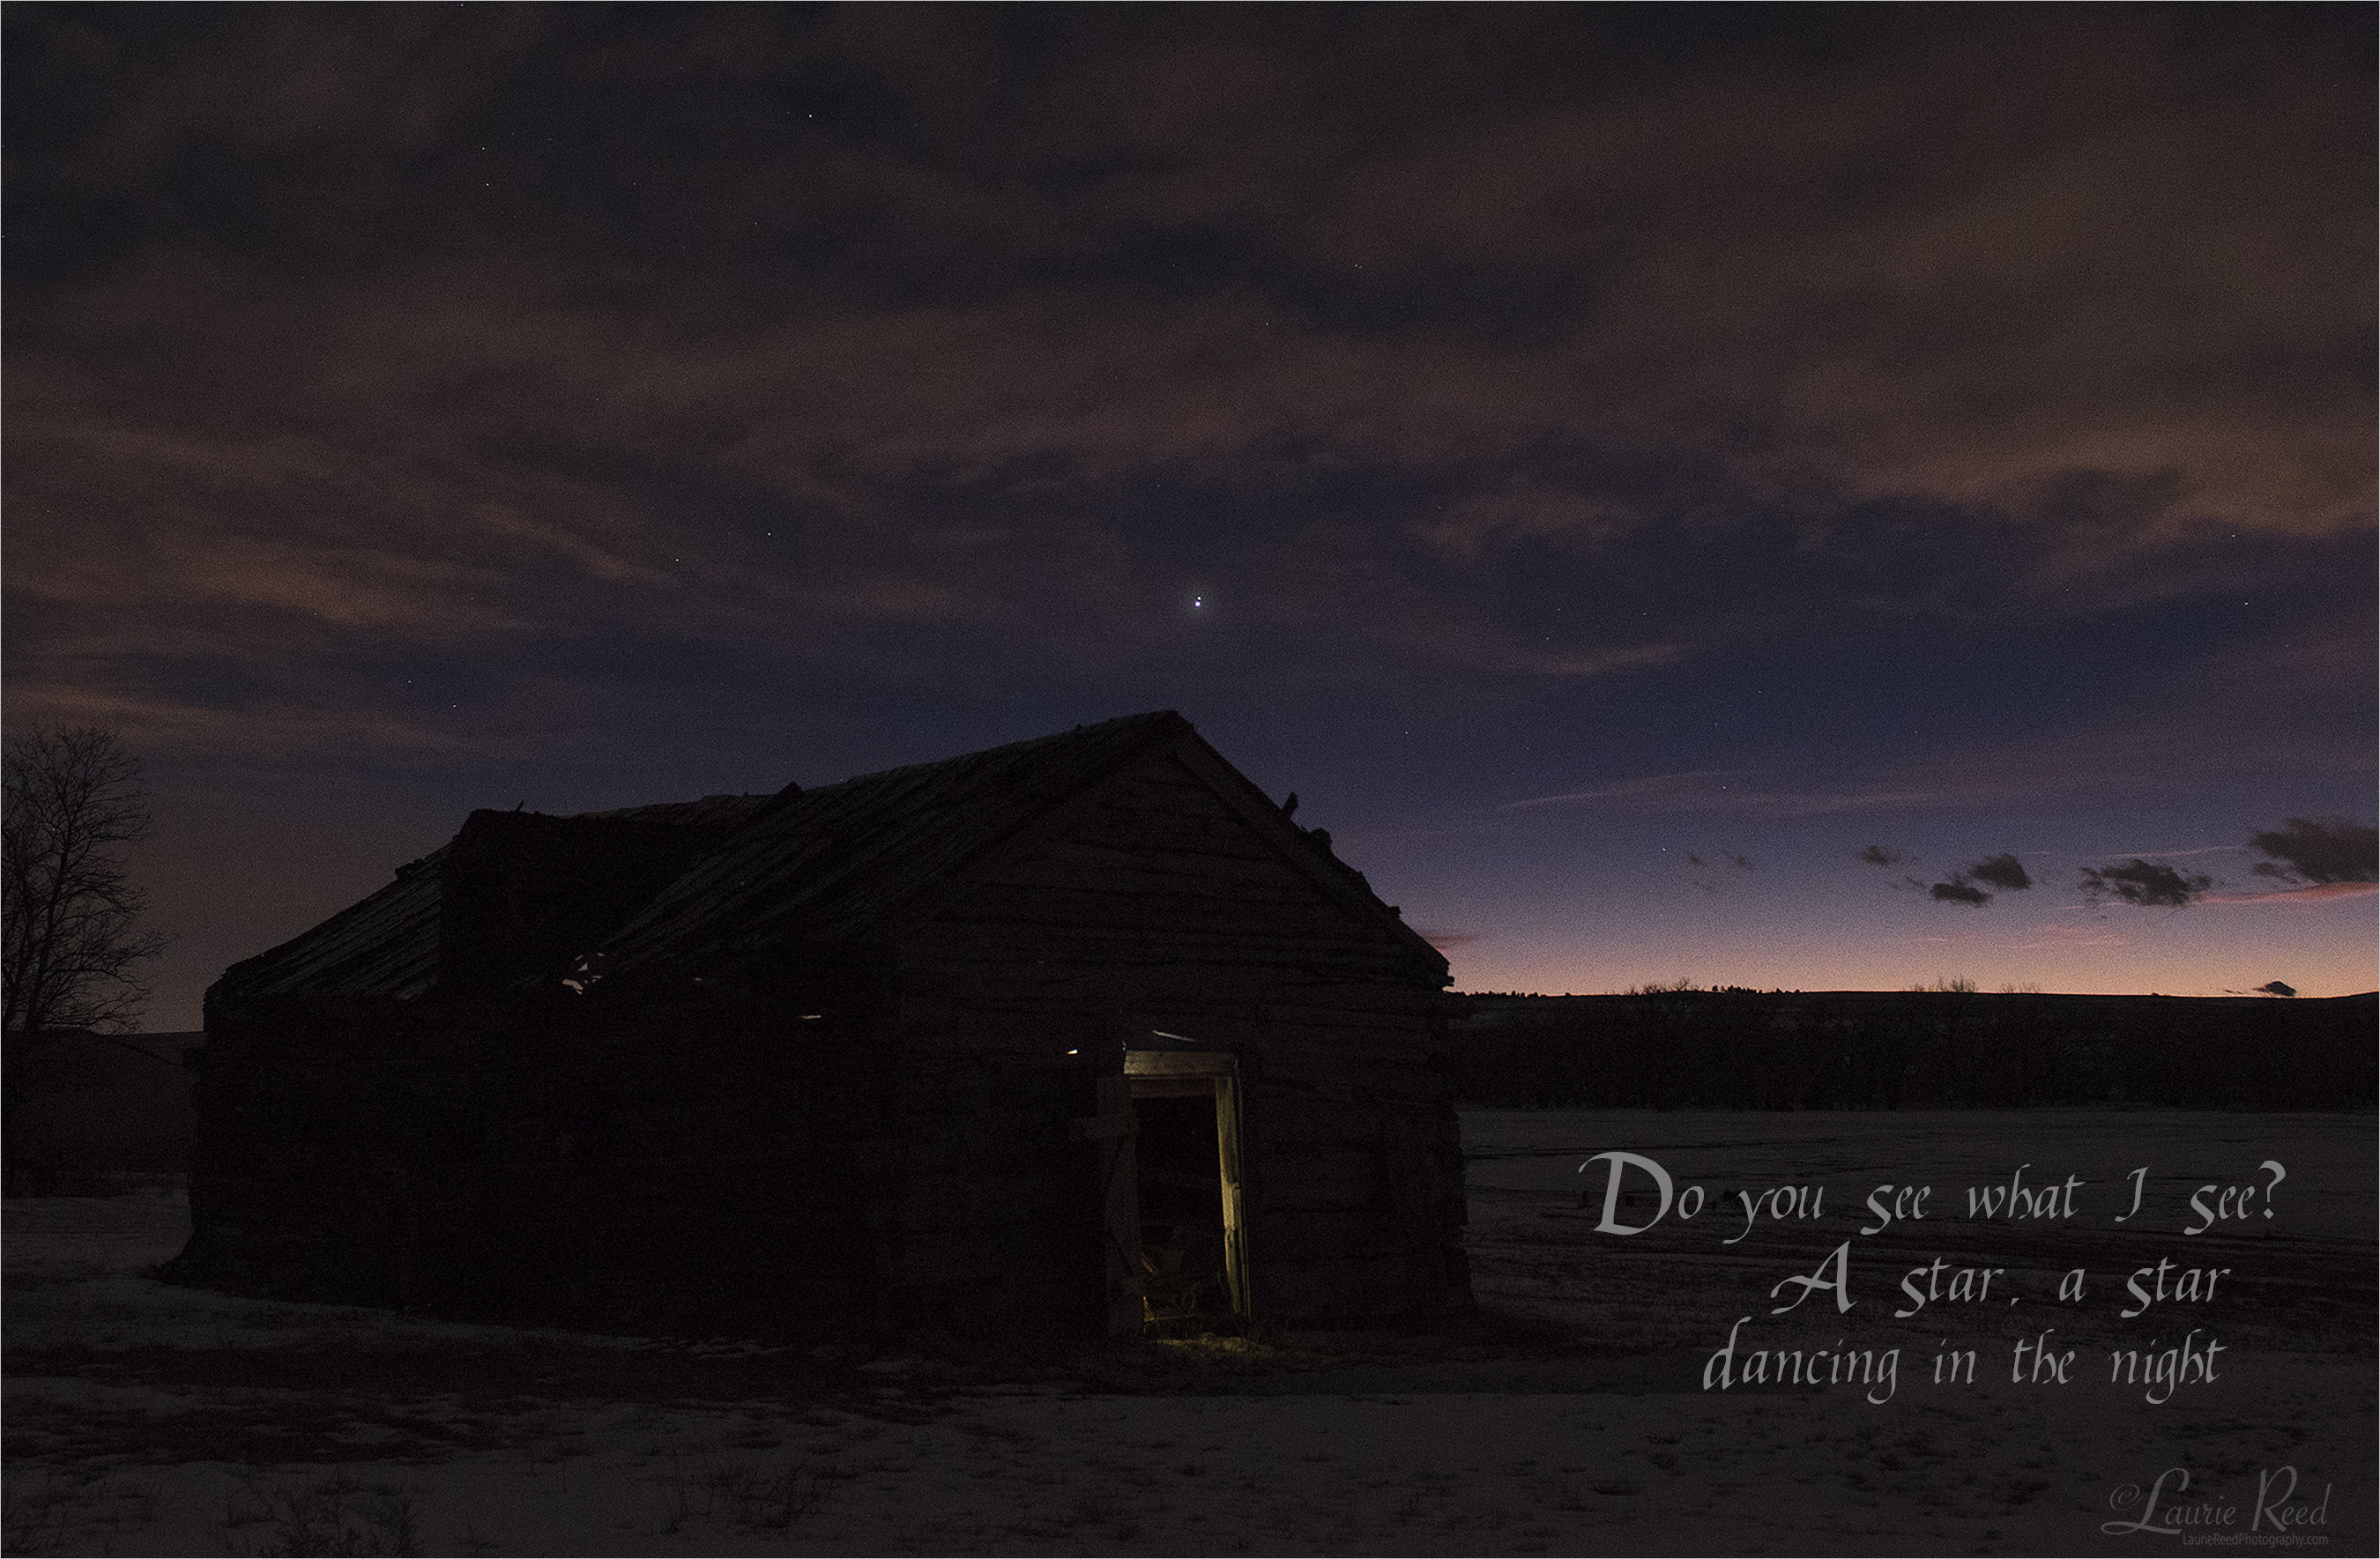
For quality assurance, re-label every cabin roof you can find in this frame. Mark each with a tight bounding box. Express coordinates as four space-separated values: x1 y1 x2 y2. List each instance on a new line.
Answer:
209 711 1446 1009
593 710 1193 978
213 842 451 1004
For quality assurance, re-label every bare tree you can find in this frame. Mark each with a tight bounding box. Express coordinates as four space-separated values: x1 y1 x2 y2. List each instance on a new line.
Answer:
4 724 167 1194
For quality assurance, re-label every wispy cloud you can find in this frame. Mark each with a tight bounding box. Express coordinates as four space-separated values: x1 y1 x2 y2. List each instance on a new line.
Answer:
2203 881 2376 906
2013 924 2131 951
2 682 471 761
2097 843 2245 860
1495 771 1751 813
1495 770 2030 819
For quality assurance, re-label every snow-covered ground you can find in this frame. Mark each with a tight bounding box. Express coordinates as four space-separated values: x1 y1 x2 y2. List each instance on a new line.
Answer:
5 1111 2372 1555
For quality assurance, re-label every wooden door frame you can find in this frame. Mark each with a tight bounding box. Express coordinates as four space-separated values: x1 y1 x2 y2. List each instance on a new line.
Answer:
1124 1049 1251 1324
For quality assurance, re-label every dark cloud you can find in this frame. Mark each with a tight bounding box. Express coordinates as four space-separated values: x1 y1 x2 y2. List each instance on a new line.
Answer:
1858 844 1905 867
1923 851 2030 905
2079 859 2213 909
1685 853 1707 869
7 7 2370 768
1723 850 1753 872
2257 980 2297 998
1965 853 2031 892
2249 816 2378 886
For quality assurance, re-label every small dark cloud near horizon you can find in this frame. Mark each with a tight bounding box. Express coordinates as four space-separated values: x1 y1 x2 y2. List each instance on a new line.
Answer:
1722 850 1753 872
2249 817 2378 887
2257 980 2297 998
2079 858 2215 909
1966 853 2031 893
1926 851 2031 906
1858 844 1905 868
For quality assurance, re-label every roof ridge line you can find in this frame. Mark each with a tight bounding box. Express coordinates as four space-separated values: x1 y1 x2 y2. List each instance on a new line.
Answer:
800 709 1184 795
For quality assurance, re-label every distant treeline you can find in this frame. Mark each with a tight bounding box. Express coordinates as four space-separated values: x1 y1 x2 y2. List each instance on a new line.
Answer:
1446 991 2376 1110
4 1031 202 1195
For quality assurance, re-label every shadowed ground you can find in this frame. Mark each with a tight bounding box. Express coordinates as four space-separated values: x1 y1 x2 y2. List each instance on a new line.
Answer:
4 1110 2371 1555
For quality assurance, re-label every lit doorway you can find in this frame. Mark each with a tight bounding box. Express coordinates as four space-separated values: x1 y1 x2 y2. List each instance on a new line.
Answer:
1123 1050 1248 1330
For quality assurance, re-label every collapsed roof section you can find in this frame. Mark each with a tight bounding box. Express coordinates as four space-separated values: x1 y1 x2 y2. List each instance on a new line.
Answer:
209 798 771 1006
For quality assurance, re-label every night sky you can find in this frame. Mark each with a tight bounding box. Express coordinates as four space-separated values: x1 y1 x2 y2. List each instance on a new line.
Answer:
6 5 2373 1030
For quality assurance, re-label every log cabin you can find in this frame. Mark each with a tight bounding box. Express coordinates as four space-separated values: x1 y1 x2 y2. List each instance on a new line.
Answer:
167 712 1472 1341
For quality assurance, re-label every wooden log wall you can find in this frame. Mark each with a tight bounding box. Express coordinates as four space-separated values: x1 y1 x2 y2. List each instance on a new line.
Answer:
865 1054 1106 1340
175 989 904 1341
892 747 1470 1326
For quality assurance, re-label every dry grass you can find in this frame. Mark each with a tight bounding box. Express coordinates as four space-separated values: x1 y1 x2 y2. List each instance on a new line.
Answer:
653 1455 829 1533
219 1474 422 1556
